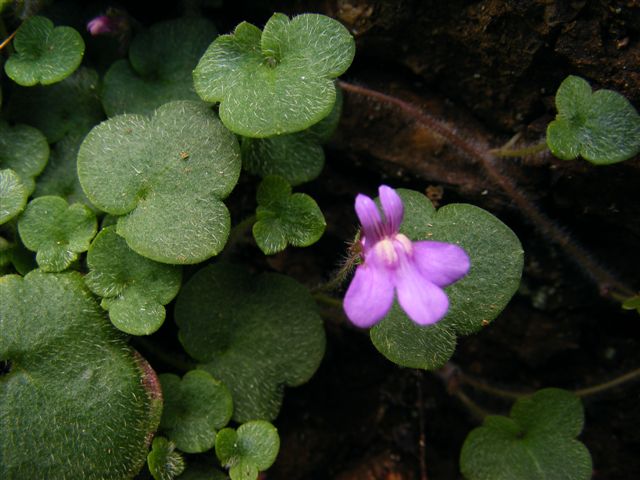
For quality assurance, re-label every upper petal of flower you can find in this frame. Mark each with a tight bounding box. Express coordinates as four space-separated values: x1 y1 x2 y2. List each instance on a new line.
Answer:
344 261 395 328
395 258 450 325
412 241 471 287
379 185 403 235
355 193 385 244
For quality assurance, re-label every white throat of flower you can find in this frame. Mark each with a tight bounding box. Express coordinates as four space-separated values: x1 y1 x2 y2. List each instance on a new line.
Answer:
372 233 413 267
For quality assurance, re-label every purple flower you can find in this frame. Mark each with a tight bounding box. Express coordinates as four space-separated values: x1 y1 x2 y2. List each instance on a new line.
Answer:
86 9 129 37
87 15 114 36
344 186 470 328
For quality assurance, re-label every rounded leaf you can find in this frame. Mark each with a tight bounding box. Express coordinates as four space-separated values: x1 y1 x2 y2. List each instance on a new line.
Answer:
86 226 182 335
4 16 85 86
0 121 49 195
159 369 233 453
148 437 186 480
460 388 592 480
547 75 640 164
78 101 241 264
18 196 97 272
103 18 217 116
370 189 524 370
0 271 163 479
176 263 325 421
0 169 28 225
194 13 354 137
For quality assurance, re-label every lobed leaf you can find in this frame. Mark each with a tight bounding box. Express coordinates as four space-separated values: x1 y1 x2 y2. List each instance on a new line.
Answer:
148 437 186 480
0 170 28 225
159 369 233 453
85 226 181 335
194 13 354 137
253 176 326 255
18 196 97 272
102 17 217 116
370 189 523 370
4 16 85 86
460 388 592 480
215 421 280 480
547 75 640 164
78 100 241 264
0 120 49 195
175 263 325 422
0 270 162 479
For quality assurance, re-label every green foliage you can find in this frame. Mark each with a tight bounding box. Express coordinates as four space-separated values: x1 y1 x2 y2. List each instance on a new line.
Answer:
18 196 97 272
103 17 217 116
370 189 523 370
0 120 49 195
194 13 354 137
215 421 280 480
547 75 640 164
77 100 241 264
0 170 28 225
460 388 592 480
7 67 103 142
253 176 325 255
85 227 182 335
0 270 162 479
622 294 640 314
4 16 85 86
179 461 229 480
159 369 233 453
175 263 325 422
148 437 186 480
241 88 342 185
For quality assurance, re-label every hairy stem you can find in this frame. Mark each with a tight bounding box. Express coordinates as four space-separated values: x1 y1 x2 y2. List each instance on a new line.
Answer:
337 80 634 300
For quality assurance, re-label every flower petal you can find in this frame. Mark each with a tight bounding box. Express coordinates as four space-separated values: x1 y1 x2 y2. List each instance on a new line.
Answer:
355 193 384 244
379 185 403 234
412 241 470 287
344 263 395 328
396 260 449 325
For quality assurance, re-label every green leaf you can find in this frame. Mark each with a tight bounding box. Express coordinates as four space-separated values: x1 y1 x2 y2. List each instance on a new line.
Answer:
215 421 280 480
33 132 96 210
103 17 217 117
0 231 36 275
370 189 524 370
253 176 326 255
77 100 241 264
175 263 325 422
241 88 342 185
7 67 104 142
0 120 49 195
547 75 640 164
622 294 640 314
194 13 354 137
18 196 97 272
460 388 592 480
148 437 186 480
4 16 85 86
0 270 163 479
0 170 28 225
159 370 233 453
179 460 229 480
85 226 182 335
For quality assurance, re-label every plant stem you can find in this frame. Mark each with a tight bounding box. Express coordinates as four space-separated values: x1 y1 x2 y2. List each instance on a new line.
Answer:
337 80 635 300
574 367 640 397
313 292 343 309
490 141 548 157
0 29 16 51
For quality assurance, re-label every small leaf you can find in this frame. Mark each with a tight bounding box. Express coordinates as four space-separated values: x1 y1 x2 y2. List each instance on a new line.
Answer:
7 67 104 142
215 421 280 480
622 294 640 314
18 196 97 272
370 189 524 370
33 132 96 210
103 17 217 116
159 370 233 453
0 169 28 225
241 88 343 185
148 437 186 480
179 460 229 480
0 120 49 195
547 75 640 164
0 270 163 478
176 263 325 421
4 16 85 86
460 388 592 480
253 176 326 255
85 226 182 335
194 13 354 137
78 100 241 264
